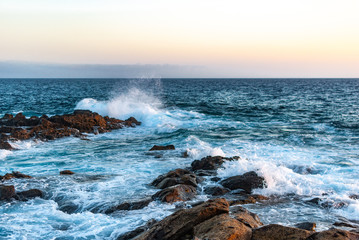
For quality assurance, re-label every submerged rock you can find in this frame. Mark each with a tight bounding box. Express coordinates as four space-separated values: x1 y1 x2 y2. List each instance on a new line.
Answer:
152 184 197 203
1 171 32 181
0 140 13 150
16 189 43 201
0 185 16 200
149 145 175 151
60 170 75 175
105 198 152 214
220 171 266 193
204 186 230 196
252 224 313 240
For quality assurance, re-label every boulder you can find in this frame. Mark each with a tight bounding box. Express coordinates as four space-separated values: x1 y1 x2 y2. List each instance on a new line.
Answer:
191 156 226 171
295 222 317 231
151 169 198 189
1 171 32 181
105 198 152 214
193 213 252 240
152 184 197 203
117 219 157 240
60 170 75 175
231 206 263 229
252 224 313 240
307 228 359 240
16 189 43 201
149 145 175 151
204 186 230 196
0 140 13 150
135 198 229 240
0 185 16 200
220 171 266 193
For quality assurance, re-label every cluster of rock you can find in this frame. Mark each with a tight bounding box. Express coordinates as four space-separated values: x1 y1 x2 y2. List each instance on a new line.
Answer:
0 110 141 150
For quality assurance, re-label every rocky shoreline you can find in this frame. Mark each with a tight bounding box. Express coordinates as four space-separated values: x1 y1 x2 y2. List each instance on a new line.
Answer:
2 151 358 239
0 110 141 150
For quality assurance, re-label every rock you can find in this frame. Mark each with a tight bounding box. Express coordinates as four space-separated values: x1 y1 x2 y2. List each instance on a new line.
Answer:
231 205 263 229
295 222 317 231
16 189 43 201
333 222 359 229
124 117 141 127
60 170 75 175
0 185 16 200
0 140 13 150
151 169 198 189
2 113 13 120
307 228 359 240
193 213 252 240
117 219 157 240
152 184 197 203
135 198 229 240
211 177 221 182
149 145 175 151
191 156 226 171
204 186 230 196
105 198 152 214
220 171 266 193
1 171 32 181
252 224 313 240
349 194 359 200
307 197 321 205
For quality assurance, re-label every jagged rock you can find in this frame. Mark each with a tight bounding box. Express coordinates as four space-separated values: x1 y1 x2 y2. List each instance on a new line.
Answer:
220 171 266 193
135 198 229 240
191 156 227 171
349 194 359 200
117 219 157 240
60 170 75 175
149 145 175 151
333 222 359 229
16 189 43 201
307 228 359 240
295 222 317 231
231 206 263 229
1 171 32 181
0 185 16 200
151 169 198 189
204 186 230 196
0 140 13 150
105 198 152 214
252 224 313 240
193 213 252 240
152 184 197 203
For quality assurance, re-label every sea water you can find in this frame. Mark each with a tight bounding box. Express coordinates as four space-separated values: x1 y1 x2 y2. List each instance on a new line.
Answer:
0 78 358 239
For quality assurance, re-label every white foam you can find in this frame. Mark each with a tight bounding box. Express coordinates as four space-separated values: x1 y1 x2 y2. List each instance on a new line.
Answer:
185 136 225 159
0 149 12 160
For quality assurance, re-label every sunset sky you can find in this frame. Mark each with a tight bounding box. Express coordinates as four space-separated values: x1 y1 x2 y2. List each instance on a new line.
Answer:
1 0 359 77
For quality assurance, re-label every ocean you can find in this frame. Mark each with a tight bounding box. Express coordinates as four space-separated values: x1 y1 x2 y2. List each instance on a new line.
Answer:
1 78 359 239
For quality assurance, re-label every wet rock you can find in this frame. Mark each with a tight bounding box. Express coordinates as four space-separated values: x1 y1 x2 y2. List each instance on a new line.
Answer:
295 222 317 231
193 213 252 240
228 196 257 205
105 198 152 214
231 205 263 229
1 171 32 181
0 185 16 200
307 197 321 205
152 184 197 203
0 140 13 150
204 186 230 196
1 113 13 120
117 219 157 240
210 177 221 182
149 145 175 151
16 189 43 201
124 117 142 127
307 228 359 240
349 194 359 200
151 169 198 189
333 222 359 229
252 224 313 240
135 198 229 240
60 170 75 175
191 156 227 171
220 171 266 193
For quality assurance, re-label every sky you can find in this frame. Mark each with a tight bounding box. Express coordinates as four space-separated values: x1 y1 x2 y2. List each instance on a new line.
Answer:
1 0 359 77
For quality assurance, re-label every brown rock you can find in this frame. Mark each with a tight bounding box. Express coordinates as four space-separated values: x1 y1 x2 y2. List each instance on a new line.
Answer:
220 171 266 193
0 140 13 150
231 206 263 229
117 219 157 240
152 184 197 203
151 169 198 189
16 189 43 201
204 186 230 196
307 228 359 240
0 185 16 200
60 170 75 175
295 222 317 231
1 171 32 181
105 198 152 214
252 224 313 240
193 213 252 240
149 145 175 151
135 198 229 240
191 156 226 171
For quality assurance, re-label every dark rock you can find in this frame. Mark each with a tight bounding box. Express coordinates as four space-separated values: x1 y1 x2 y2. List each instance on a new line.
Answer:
149 145 175 151
16 189 43 201
295 222 317 231
135 198 229 240
333 222 359 229
191 156 226 171
0 140 13 150
204 186 230 196
307 197 321 205
124 117 141 127
117 219 157 240
193 213 252 240
151 169 198 189
349 194 359 200
2 114 13 120
152 184 197 203
1 171 32 181
181 151 189 158
231 205 263 229
151 169 190 186
210 177 221 182
252 224 313 240
220 171 266 193
60 170 75 175
307 228 359 240
105 198 152 214
0 185 16 200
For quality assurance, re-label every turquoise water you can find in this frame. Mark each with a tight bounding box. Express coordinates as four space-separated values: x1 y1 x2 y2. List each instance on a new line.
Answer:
1 78 359 239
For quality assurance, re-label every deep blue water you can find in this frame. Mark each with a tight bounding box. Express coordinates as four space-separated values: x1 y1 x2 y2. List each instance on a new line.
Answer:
0 78 359 239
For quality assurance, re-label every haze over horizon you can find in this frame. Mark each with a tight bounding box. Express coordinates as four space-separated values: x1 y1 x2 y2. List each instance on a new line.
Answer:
1 0 359 77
